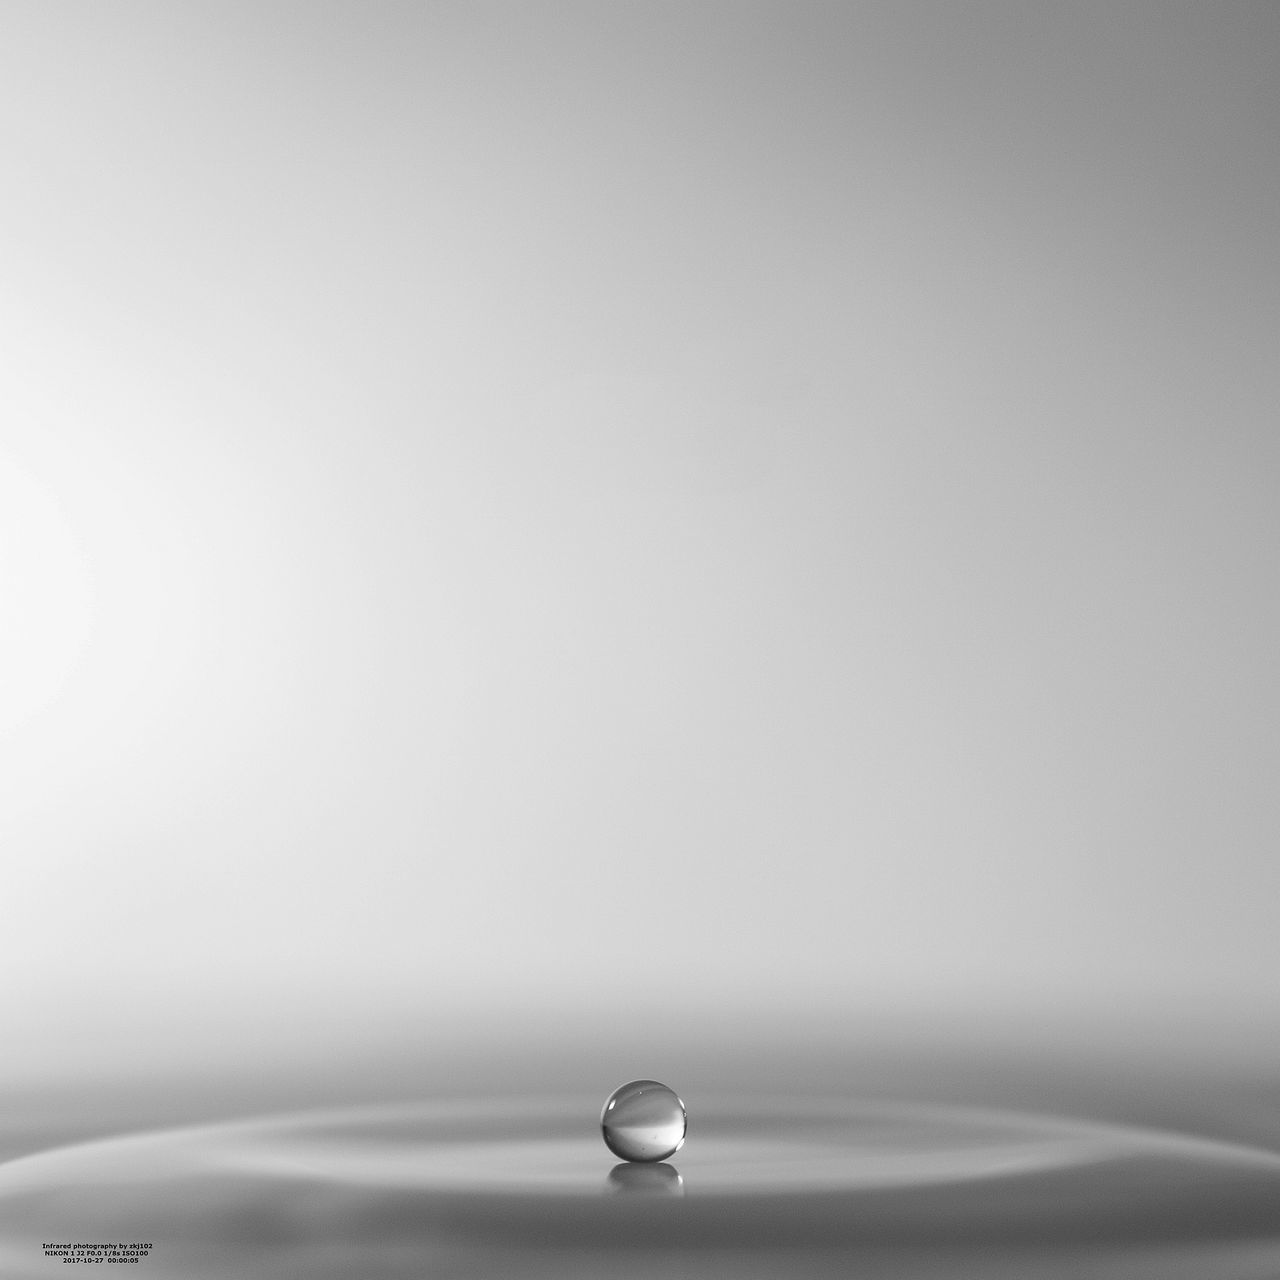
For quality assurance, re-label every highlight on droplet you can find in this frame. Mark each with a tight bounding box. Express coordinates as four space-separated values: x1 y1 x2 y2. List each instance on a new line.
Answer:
600 1080 686 1162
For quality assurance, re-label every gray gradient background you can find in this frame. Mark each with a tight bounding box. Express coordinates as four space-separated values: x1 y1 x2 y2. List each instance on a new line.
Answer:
2 2 1278 1105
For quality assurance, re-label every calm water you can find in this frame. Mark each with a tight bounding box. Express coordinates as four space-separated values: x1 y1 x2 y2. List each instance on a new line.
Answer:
3 1057 1280 1280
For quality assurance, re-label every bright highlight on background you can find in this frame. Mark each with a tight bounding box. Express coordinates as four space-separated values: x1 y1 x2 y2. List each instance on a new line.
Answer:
1 2 1278 1085
0 453 92 737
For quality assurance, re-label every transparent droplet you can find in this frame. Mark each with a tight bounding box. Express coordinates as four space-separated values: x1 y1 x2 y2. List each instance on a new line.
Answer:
600 1079 686 1163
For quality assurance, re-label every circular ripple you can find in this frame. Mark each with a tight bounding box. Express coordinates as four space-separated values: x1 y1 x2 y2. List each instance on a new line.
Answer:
3 1098 1280 1279
184 1095 1273 1194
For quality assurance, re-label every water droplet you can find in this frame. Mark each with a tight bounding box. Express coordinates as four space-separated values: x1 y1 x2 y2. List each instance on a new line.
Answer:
600 1079 686 1162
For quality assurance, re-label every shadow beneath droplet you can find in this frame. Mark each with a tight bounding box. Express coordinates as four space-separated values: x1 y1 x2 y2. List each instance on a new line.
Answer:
606 1162 684 1196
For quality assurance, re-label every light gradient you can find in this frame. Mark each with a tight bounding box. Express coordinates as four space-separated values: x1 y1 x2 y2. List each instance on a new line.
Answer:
1 1 1278 1085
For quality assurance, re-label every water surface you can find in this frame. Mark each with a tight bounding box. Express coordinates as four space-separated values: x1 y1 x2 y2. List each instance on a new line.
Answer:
4 1088 1279 1279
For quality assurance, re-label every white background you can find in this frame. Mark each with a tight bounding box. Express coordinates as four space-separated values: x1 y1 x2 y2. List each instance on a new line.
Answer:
2 2 1278 1087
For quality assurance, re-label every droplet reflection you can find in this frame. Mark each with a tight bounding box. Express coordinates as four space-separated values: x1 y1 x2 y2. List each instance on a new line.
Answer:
606 1161 684 1195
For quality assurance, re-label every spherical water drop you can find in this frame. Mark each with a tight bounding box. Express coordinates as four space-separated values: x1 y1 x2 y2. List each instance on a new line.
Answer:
600 1079 686 1162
